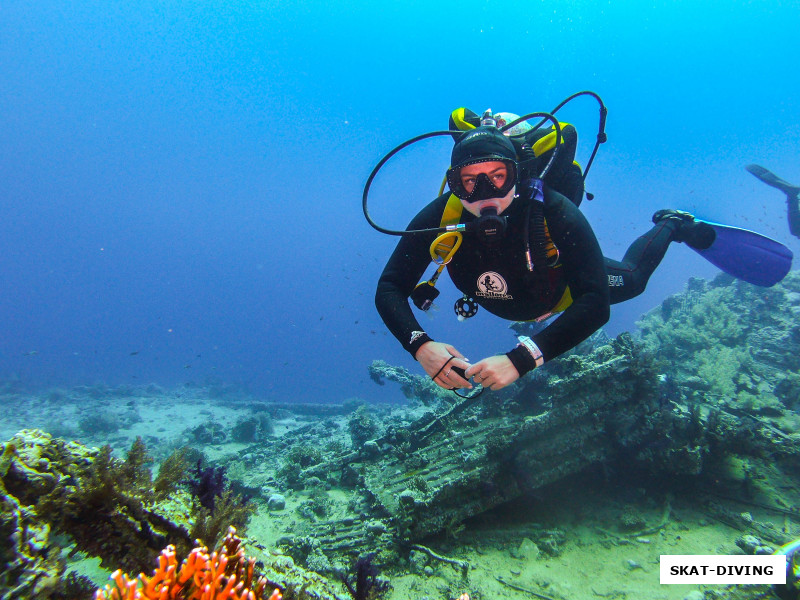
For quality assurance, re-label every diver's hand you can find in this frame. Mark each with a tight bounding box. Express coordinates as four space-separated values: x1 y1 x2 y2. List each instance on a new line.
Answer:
415 341 472 390
465 355 519 391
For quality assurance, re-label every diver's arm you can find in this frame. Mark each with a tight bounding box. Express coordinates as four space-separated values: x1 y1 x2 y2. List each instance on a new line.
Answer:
376 196 474 389
375 199 445 357
506 190 610 376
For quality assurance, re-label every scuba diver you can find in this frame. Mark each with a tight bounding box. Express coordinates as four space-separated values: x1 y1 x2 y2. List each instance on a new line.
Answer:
746 164 800 239
368 99 792 394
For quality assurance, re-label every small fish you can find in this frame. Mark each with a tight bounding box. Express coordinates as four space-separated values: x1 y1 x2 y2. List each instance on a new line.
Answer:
23 350 38 356
130 351 139 356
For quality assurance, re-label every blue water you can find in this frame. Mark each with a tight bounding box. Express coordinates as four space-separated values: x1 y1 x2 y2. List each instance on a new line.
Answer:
1 0 798 403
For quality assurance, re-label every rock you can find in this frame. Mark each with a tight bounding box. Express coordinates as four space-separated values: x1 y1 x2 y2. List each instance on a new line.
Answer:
619 506 647 530
682 591 704 600
267 493 286 511
516 538 540 560
398 489 416 506
736 534 761 554
365 520 387 534
363 440 380 457
539 536 562 557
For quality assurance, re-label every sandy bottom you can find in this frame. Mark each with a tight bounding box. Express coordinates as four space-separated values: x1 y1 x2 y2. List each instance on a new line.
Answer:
1 390 787 600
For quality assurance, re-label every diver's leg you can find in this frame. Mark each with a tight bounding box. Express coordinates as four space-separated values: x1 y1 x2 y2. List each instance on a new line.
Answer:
604 211 714 304
746 164 800 197
604 220 676 304
788 194 800 239
746 164 800 239
650 210 715 249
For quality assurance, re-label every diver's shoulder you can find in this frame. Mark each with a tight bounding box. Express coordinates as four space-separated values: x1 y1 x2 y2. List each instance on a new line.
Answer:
542 185 574 211
541 185 586 232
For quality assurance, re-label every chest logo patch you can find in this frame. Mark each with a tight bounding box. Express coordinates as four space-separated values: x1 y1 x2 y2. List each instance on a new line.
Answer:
475 271 513 300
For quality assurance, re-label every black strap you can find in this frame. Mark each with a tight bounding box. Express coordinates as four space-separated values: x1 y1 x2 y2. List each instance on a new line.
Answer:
432 355 455 380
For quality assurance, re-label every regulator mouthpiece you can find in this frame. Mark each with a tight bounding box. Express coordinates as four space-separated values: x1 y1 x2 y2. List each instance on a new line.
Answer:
470 206 507 243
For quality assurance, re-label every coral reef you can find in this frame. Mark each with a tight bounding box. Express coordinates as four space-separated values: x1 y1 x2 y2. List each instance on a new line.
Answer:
5 271 800 599
190 489 255 550
312 273 800 563
231 411 273 443
3 430 193 576
1 429 347 600
153 447 191 501
190 421 228 445
346 406 379 449
94 526 281 600
638 271 800 418
188 459 228 512
0 440 65 599
277 445 323 490
0 430 196 598
367 360 448 405
338 553 390 600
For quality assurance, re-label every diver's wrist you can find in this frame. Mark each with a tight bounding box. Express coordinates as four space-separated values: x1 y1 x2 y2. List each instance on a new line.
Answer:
408 331 433 358
506 346 534 377
516 336 544 368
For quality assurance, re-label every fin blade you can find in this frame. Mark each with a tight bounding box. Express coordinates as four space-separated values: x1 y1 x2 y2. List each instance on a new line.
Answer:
694 221 793 287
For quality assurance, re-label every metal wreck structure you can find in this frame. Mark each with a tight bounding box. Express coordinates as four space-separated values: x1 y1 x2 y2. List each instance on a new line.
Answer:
288 332 789 560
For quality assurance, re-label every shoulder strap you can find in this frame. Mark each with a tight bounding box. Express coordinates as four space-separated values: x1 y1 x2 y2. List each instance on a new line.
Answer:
440 194 463 226
514 123 584 206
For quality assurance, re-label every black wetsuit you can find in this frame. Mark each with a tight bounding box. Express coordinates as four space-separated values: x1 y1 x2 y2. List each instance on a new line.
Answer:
376 184 679 376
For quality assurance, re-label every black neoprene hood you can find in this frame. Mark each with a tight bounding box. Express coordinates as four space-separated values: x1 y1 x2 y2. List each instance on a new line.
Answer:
450 126 517 168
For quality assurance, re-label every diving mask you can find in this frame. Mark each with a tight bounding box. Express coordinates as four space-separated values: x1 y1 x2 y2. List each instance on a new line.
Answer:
446 159 517 202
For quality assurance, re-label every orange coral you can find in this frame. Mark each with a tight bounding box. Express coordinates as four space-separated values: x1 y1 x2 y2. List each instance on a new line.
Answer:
95 526 281 600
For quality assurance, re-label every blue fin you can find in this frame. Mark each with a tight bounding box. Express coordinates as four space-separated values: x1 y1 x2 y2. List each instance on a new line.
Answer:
693 220 793 287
